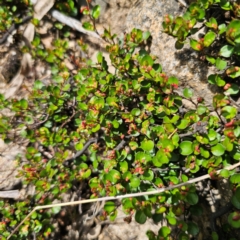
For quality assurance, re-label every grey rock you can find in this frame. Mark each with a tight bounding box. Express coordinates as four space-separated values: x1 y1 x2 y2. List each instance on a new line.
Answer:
0 139 25 190
126 0 218 105
99 206 166 240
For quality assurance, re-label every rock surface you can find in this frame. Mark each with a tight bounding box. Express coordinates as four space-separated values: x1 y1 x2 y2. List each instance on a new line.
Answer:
99 206 165 240
126 0 218 106
0 138 25 190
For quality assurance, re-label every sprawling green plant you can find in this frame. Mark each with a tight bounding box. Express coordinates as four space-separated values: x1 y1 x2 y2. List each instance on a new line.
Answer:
0 0 33 34
0 1 240 239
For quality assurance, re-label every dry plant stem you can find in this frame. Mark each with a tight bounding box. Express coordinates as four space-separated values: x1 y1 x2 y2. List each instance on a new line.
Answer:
178 132 195 138
51 10 103 40
60 110 78 129
63 138 99 166
168 128 178 139
114 134 134 151
215 109 227 125
7 161 240 240
176 0 188 7
0 190 20 199
30 114 49 129
85 0 99 36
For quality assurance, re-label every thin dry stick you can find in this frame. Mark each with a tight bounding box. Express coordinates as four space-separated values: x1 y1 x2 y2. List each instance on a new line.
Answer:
51 10 103 40
7 162 240 239
177 0 188 7
168 128 178 139
0 190 20 199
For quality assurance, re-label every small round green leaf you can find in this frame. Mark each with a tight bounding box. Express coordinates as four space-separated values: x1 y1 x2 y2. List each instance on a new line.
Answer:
208 74 225 87
51 206 61 214
204 31 216 47
135 210 147 224
34 80 44 89
167 215 177 225
234 187 240 202
219 45 234 58
224 83 239 95
142 31 151 40
215 57 227 70
131 108 141 116
157 206 167 214
220 169 230 178
226 66 240 78
97 51 103 63
106 97 118 107
158 226 171 237
119 161 128 173
228 212 240 228
140 55 154 66
223 137 233 152
220 0 232 10
82 169 91 179
20 99 28 109
75 142 83 151
175 40 184 49
108 169 121 184
179 141 193 156
177 119 189 129
140 139 154 152
92 5 100 19
130 176 140 188
153 150 170 166
208 129 217 141
104 201 116 213
221 106 237 119
218 23 227 35
200 147 209 158
234 126 240 137
185 192 199 205
187 222 199 236
226 20 240 44
141 169 154 181
183 88 193 98
211 143 225 156
109 209 118 221
231 188 240 209
83 22 94 31
197 105 207 115
206 55 216 64
230 174 240 184
129 141 138 150
112 119 119 128
79 163 88 170
181 174 188 182
92 123 100 132
46 53 56 63
169 176 179 185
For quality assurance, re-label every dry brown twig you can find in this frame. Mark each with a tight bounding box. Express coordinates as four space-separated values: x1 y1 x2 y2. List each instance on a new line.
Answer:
0 190 20 199
51 10 104 40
